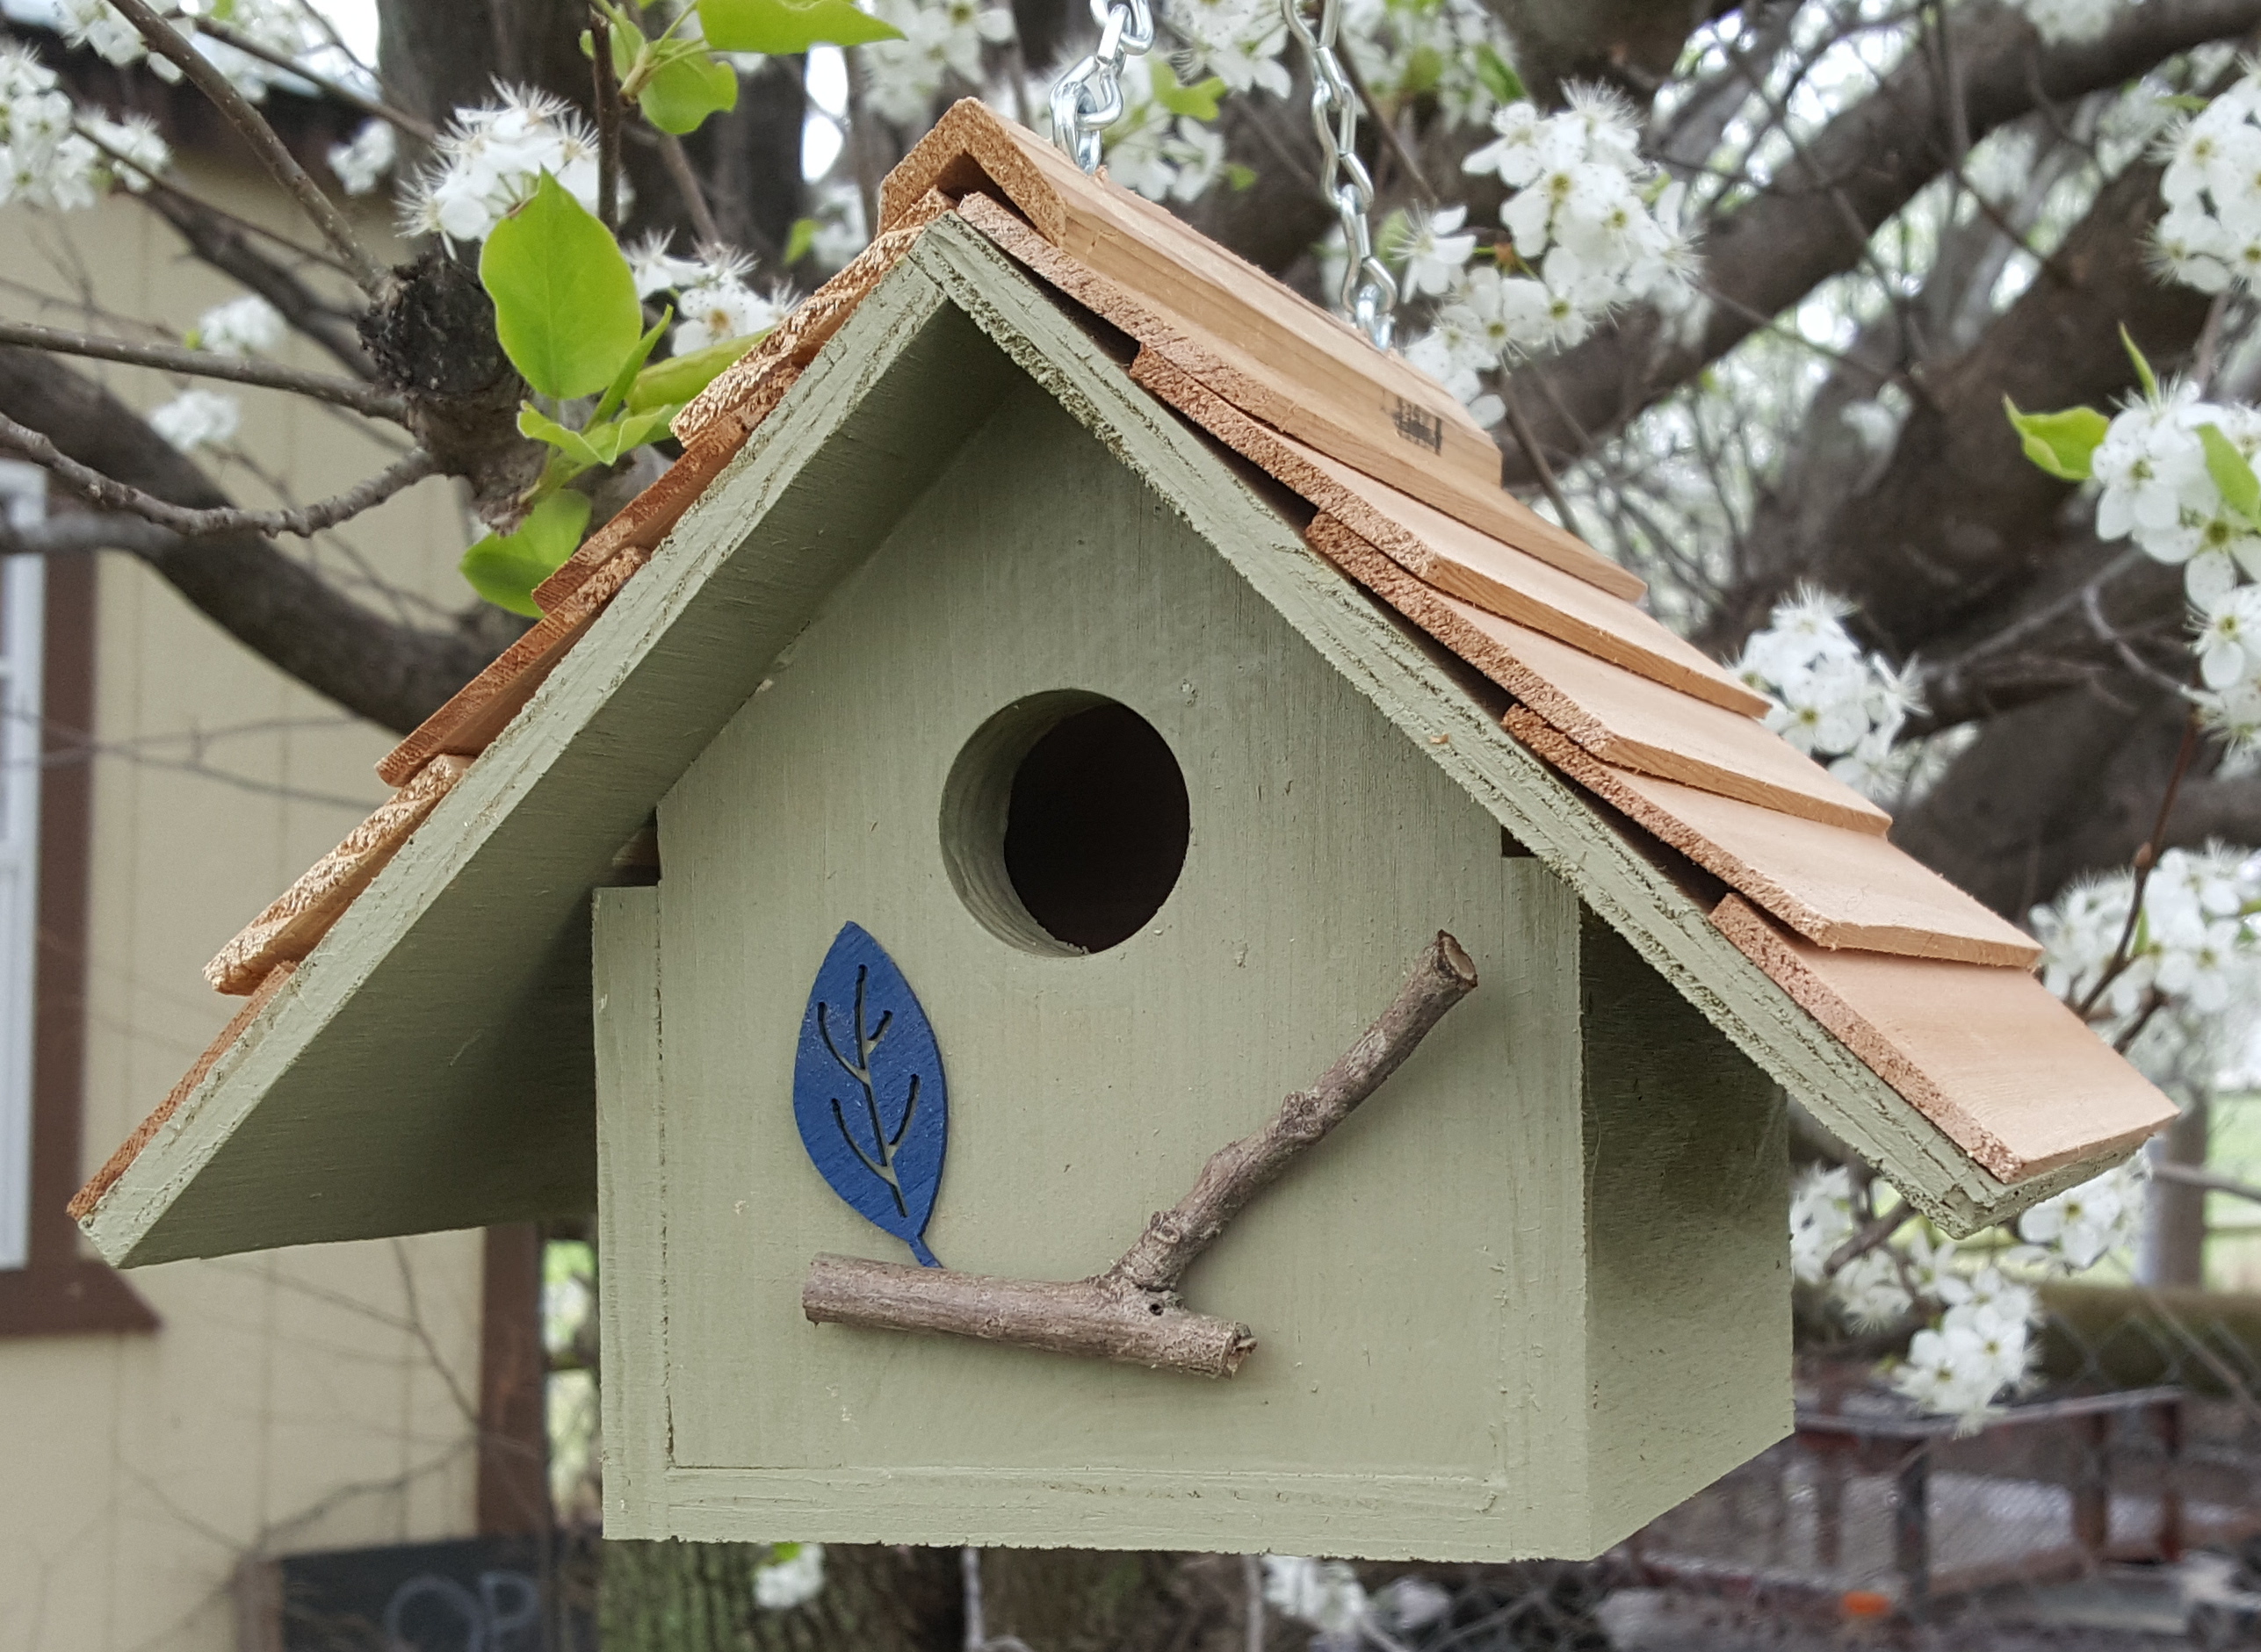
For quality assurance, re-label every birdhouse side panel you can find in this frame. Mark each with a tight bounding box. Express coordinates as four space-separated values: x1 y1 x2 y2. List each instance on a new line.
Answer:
619 376 1607 1559
1579 910 1793 1551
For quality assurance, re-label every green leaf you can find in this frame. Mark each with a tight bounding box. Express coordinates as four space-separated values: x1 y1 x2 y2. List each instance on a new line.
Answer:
784 216 819 265
519 400 678 467
480 173 643 400
638 50 739 133
460 490 593 617
1475 43 1524 105
2200 422 2261 527
2003 397 2110 481
1147 60 1227 120
2120 324 2161 400
518 403 610 469
696 0 901 53
627 331 760 410
595 311 671 424
2163 94 2214 112
1224 162 1256 191
1399 44 1443 97
1375 206 1412 263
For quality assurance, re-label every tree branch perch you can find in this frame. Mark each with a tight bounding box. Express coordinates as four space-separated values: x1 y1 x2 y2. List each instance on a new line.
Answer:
803 931 1478 1378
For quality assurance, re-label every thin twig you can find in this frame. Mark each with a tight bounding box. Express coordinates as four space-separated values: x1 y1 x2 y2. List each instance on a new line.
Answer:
1822 1201 1917 1280
0 414 434 538
2075 711 2203 1021
109 0 392 297
656 131 722 247
185 14 437 141
1498 382 1586 541
1337 44 1432 202
2153 1159 2261 1206
592 13 623 232
0 319 405 419
82 126 352 276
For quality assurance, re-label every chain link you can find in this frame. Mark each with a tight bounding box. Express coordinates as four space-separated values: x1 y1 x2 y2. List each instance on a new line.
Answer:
1048 0 1154 175
1044 0 1392 351
1281 0 1395 350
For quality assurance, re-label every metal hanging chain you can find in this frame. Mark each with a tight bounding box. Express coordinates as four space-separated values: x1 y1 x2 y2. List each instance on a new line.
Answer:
1049 0 1155 176
1044 0 1392 352
1282 0 1396 350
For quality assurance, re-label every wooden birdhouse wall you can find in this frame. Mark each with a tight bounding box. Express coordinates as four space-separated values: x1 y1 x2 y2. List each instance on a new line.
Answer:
593 372 1790 1562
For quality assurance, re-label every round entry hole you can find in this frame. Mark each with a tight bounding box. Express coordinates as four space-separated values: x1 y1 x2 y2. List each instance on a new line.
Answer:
942 693 1191 956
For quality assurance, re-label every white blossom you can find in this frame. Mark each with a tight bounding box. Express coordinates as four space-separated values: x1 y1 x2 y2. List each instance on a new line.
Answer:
193 294 285 357
149 387 241 452
752 1543 825 1610
0 45 112 211
1408 82 1693 391
861 0 1015 126
81 112 168 191
2019 1158 2149 1270
328 119 396 196
1172 0 1290 99
670 250 787 352
1398 205 1477 299
1101 71 1232 206
401 85 602 246
1262 1556 1367 1644
625 232 709 299
1789 1164 1858 1283
2009 0 2125 47
1732 587 1918 799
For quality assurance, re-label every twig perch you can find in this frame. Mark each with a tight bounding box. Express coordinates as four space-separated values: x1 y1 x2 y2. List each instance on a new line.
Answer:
803 931 1477 1378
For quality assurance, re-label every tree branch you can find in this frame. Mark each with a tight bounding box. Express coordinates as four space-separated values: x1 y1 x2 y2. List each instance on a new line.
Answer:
110 0 394 296
803 933 1478 1378
0 413 434 537
187 13 438 141
1506 0 2261 481
0 348 499 733
139 189 376 376
0 320 405 419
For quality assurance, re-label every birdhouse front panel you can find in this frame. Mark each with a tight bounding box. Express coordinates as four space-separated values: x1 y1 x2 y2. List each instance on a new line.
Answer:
592 371 1791 1562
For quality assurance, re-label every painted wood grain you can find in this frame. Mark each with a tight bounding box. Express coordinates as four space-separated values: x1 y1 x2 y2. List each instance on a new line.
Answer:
594 884 668 1534
1578 911 1791 1550
648 369 1605 1554
1504 709 2041 968
1708 895 2176 1182
204 754 472 993
1304 520 1891 834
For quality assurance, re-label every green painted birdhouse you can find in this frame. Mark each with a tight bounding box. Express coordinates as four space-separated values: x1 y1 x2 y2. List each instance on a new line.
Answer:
75 105 2174 1563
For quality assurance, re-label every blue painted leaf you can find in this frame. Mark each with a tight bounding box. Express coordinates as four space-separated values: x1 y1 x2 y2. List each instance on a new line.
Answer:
791 923 948 1266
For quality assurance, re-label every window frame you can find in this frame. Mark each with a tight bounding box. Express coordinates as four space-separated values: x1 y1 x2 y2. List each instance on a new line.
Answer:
0 527 154 1335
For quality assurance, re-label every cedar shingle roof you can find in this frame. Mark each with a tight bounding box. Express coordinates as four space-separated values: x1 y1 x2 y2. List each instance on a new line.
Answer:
70 100 2173 1234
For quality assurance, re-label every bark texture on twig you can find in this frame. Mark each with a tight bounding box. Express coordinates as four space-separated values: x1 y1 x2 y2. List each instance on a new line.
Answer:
802 932 1477 1377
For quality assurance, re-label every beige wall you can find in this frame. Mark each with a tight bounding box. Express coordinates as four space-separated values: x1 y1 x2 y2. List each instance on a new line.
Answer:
0 151 487 1648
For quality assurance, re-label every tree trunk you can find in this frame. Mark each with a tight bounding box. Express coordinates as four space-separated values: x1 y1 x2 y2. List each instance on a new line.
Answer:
2149 1100 2211 1289
601 1542 964 1652
597 1542 1283 1652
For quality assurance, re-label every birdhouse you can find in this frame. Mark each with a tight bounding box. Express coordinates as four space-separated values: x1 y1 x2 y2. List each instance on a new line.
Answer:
73 104 2176 1564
